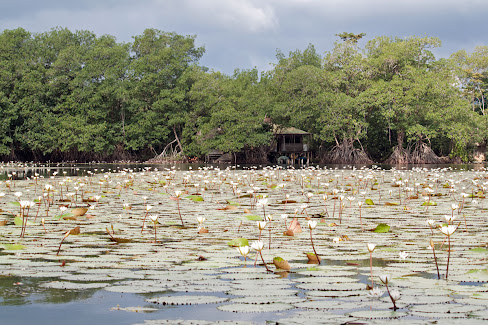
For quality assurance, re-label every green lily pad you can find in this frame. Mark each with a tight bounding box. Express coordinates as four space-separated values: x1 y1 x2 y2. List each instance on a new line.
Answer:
185 195 204 202
421 201 437 206
227 238 249 247
245 215 262 221
13 216 35 226
0 243 26 250
373 223 390 233
365 199 375 205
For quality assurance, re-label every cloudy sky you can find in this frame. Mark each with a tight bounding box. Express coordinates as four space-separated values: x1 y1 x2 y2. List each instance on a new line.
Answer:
0 0 486 74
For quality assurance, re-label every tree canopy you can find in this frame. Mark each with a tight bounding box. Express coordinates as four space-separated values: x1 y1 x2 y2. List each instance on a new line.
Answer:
0 27 485 163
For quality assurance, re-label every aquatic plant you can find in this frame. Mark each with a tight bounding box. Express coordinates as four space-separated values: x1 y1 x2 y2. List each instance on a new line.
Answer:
367 243 376 288
379 274 400 311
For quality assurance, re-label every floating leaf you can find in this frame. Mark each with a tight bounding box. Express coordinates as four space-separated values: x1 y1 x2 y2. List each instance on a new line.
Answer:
245 215 262 221
217 205 238 211
69 226 81 235
365 199 374 205
13 216 35 226
9 201 20 207
71 207 88 217
186 195 204 202
470 247 488 253
0 243 26 250
421 201 437 206
227 238 249 247
225 200 239 206
373 223 390 233
273 257 291 271
384 202 399 206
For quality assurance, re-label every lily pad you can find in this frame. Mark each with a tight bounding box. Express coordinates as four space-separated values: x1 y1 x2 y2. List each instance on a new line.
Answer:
373 223 391 233
227 238 249 247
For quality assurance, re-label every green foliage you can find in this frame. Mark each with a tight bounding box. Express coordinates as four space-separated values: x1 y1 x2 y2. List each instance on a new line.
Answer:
365 199 375 205
0 28 484 163
373 223 391 233
0 243 26 250
245 215 263 221
227 238 249 247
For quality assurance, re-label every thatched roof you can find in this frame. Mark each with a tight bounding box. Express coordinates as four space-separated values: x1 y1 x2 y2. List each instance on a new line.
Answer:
273 125 311 135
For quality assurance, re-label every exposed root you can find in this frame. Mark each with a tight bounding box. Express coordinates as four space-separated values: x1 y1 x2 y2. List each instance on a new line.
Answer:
384 145 411 164
146 139 187 163
384 142 443 164
322 139 373 164
410 142 443 164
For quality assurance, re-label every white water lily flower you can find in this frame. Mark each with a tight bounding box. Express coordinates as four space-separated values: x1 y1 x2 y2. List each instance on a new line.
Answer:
367 243 376 253
196 216 206 224
149 215 158 222
368 287 384 299
399 251 408 260
256 198 268 207
444 214 456 223
379 274 391 285
427 219 435 226
145 205 153 211
264 214 273 221
236 245 250 257
174 190 183 197
251 240 264 251
14 192 22 198
440 225 457 236
280 214 288 220
256 221 267 230
358 201 363 207
332 237 340 244
390 289 401 302
307 220 317 230
451 203 459 210
306 192 313 198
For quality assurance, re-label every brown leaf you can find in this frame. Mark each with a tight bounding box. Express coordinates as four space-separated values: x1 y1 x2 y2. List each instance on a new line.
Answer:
109 237 132 243
283 229 294 236
217 205 238 211
305 252 321 263
69 226 81 235
71 207 88 217
273 258 291 271
288 217 302 233
198 228 209 234
243 208 251 214
0 220 7 226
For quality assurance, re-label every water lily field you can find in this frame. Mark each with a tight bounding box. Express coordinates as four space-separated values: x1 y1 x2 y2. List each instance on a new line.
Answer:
1 163 488 324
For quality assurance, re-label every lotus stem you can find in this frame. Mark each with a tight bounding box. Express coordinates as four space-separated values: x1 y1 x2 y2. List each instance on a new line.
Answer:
177 199 184 227
141 211 149 233
370 252 374 288
430 239 440 280
446 234 451 279
259 251 271 272
310 229 320 264
384 282 398 311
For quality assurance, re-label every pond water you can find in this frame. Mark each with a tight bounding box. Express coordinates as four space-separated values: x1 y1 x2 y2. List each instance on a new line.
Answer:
0 162 488 324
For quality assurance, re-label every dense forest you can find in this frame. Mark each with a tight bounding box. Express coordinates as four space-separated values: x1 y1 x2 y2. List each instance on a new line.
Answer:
0 28 487 164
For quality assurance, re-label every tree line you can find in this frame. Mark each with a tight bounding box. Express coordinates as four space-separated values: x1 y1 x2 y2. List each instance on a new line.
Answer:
0 27 486 164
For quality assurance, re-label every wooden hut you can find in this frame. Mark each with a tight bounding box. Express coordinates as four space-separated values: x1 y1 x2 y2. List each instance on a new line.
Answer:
271 126 312 165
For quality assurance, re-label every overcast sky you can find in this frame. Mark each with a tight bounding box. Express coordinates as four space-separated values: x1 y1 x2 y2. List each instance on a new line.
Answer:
0 0 486 74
